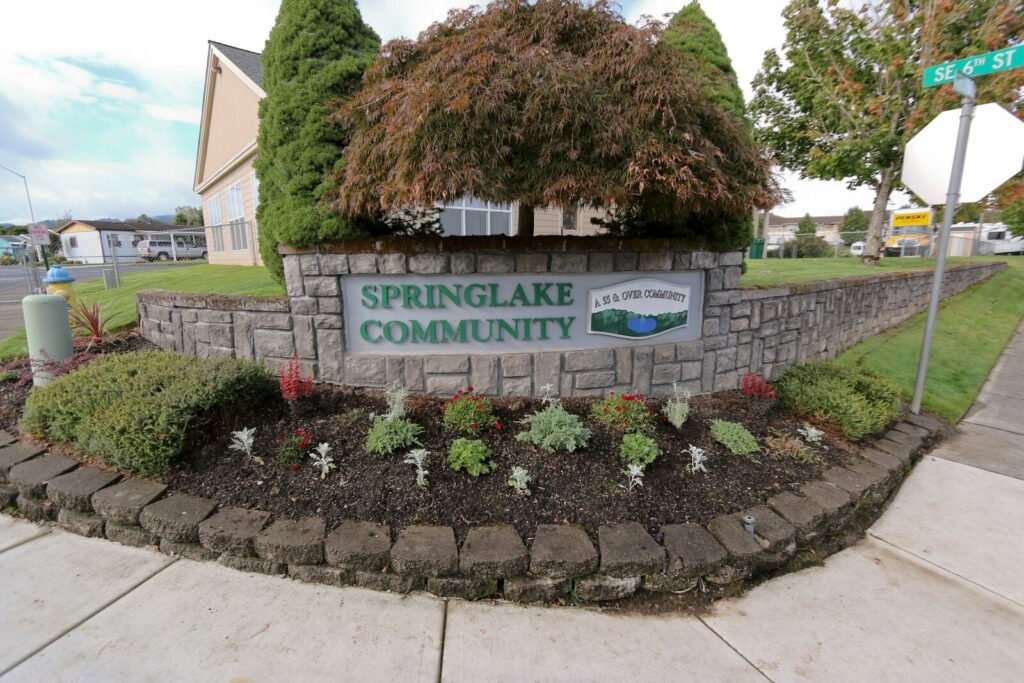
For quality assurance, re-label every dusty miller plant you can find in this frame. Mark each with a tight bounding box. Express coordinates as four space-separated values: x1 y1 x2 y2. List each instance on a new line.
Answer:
380 380 408 421
623 463 645 492
404 448 430 488
539 383 560 407
229 427 262 465
309 442 337 479
507 466 532 496
661 383 691 430
688 444 708 474
797 423 824 445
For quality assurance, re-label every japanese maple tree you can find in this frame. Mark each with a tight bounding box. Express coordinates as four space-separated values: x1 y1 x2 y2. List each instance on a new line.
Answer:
334 0 776 246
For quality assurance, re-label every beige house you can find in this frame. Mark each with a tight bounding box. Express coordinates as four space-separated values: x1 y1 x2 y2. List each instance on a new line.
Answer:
194 42 607 266
194 42 264 266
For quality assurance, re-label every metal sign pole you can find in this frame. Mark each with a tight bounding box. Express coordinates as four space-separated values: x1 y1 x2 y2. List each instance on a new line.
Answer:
911 77 976 414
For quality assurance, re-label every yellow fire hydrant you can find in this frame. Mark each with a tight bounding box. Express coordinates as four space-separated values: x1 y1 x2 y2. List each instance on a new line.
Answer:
43 264 76 309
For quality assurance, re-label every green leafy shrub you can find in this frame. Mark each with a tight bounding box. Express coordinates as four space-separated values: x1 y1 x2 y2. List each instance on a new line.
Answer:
516 405 591 453
776 361 901 440
22 351 271 476
710 420 759 456
365 416 423 455
447 438 495 476
442 388 498 434
592 393 655 435
620 433 662 468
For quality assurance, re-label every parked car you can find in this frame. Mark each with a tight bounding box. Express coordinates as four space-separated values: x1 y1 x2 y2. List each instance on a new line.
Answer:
850 241 865 256
137 235 208 261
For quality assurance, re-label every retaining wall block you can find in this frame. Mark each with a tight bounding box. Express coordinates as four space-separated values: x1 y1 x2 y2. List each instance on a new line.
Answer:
459 525 529 577
390 525 458 577
255 517 326 565
529 524 598 579
198 506 271 557
325 521 391 571
139 493 217 543
597 522 665 577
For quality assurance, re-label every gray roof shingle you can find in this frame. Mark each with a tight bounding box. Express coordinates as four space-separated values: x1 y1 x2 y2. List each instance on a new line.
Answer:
210 41 263 89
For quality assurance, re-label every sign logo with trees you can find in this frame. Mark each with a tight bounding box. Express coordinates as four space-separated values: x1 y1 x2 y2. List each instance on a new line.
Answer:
588 279 690 340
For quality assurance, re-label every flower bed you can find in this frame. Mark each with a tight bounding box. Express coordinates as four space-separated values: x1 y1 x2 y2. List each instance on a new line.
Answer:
0 345 946 606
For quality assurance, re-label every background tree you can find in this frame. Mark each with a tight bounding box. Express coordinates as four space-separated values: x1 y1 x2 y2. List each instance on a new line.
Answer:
336 0 776 247
255 0 382 280
133 214 156 225
797 213 816 234
841 206 869 244
999 175 1024 235
751 0 1022 264
172 206 203 226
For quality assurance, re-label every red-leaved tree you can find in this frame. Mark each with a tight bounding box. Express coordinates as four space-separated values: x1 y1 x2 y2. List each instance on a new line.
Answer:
334 0 777 246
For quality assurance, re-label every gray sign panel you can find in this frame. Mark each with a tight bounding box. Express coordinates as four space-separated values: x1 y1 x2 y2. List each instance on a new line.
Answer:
342 271 704 355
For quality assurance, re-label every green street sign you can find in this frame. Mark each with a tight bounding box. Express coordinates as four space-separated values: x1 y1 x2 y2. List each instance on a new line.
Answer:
923 46 1023 87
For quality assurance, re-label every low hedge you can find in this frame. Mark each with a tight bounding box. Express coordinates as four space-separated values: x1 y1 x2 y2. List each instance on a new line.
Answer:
776 361 902 441
22 350 272 475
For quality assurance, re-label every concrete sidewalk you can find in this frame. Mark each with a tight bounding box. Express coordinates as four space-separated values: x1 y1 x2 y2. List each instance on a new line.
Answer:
3 327 1023 681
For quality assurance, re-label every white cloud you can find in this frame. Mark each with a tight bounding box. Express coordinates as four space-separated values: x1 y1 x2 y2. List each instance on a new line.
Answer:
0 0 909 224
144 104 202 125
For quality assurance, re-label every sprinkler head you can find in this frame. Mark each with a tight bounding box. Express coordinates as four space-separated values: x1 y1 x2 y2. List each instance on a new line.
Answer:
742 514 756 535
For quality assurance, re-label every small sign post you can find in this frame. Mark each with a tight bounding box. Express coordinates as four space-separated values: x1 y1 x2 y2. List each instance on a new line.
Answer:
908 49 1024 414
28 224 49 247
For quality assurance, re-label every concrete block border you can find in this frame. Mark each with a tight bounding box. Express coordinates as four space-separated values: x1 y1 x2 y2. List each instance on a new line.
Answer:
0 412 947 605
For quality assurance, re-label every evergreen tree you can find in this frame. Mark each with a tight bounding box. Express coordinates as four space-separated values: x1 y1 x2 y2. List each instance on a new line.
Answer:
797 214 816 234
841 207 868 245
255 0 381 280
662 2 747 123
656 2 757 247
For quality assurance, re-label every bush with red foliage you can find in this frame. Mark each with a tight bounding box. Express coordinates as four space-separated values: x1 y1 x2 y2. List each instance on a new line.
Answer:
279 354 313 402
741 373 776 401
70 302 117 347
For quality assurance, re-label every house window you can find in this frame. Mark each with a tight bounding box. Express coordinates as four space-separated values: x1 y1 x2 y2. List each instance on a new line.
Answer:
107 234 122 248
562 202 578 231
207 196 224 252
68 236 78 249
226 183 248 250
438 197 512 236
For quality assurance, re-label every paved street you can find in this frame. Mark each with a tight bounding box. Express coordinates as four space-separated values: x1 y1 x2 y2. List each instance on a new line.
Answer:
1 322 1022 681
0 263 197 343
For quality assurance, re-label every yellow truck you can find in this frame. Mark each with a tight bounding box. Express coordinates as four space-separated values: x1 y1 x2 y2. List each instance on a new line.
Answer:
885 210 933 257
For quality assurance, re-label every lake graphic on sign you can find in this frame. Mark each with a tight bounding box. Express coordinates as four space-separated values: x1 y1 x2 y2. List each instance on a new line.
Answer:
588 278 690 339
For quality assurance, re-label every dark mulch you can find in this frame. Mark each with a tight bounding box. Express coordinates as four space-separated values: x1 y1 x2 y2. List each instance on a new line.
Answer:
166 385 857 541
0 336 861 541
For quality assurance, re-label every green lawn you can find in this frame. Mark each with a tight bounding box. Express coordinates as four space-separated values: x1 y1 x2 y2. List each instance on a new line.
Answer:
742 255 995 287
0 265 282 358
835 257 1024 421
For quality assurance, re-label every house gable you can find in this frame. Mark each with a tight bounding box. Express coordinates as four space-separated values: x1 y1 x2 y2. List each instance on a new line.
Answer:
194 43 264 193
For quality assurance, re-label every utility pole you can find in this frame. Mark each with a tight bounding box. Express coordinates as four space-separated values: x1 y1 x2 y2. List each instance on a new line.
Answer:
1 165 49 269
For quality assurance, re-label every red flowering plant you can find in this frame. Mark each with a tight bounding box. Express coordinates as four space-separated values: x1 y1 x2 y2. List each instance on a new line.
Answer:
279 354 313 406
590 392 656 435
442 386 498 434
740 373 776 416
277 428 313 467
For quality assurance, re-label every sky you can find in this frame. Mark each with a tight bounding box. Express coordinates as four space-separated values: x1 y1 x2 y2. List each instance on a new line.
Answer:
0 0 909 225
